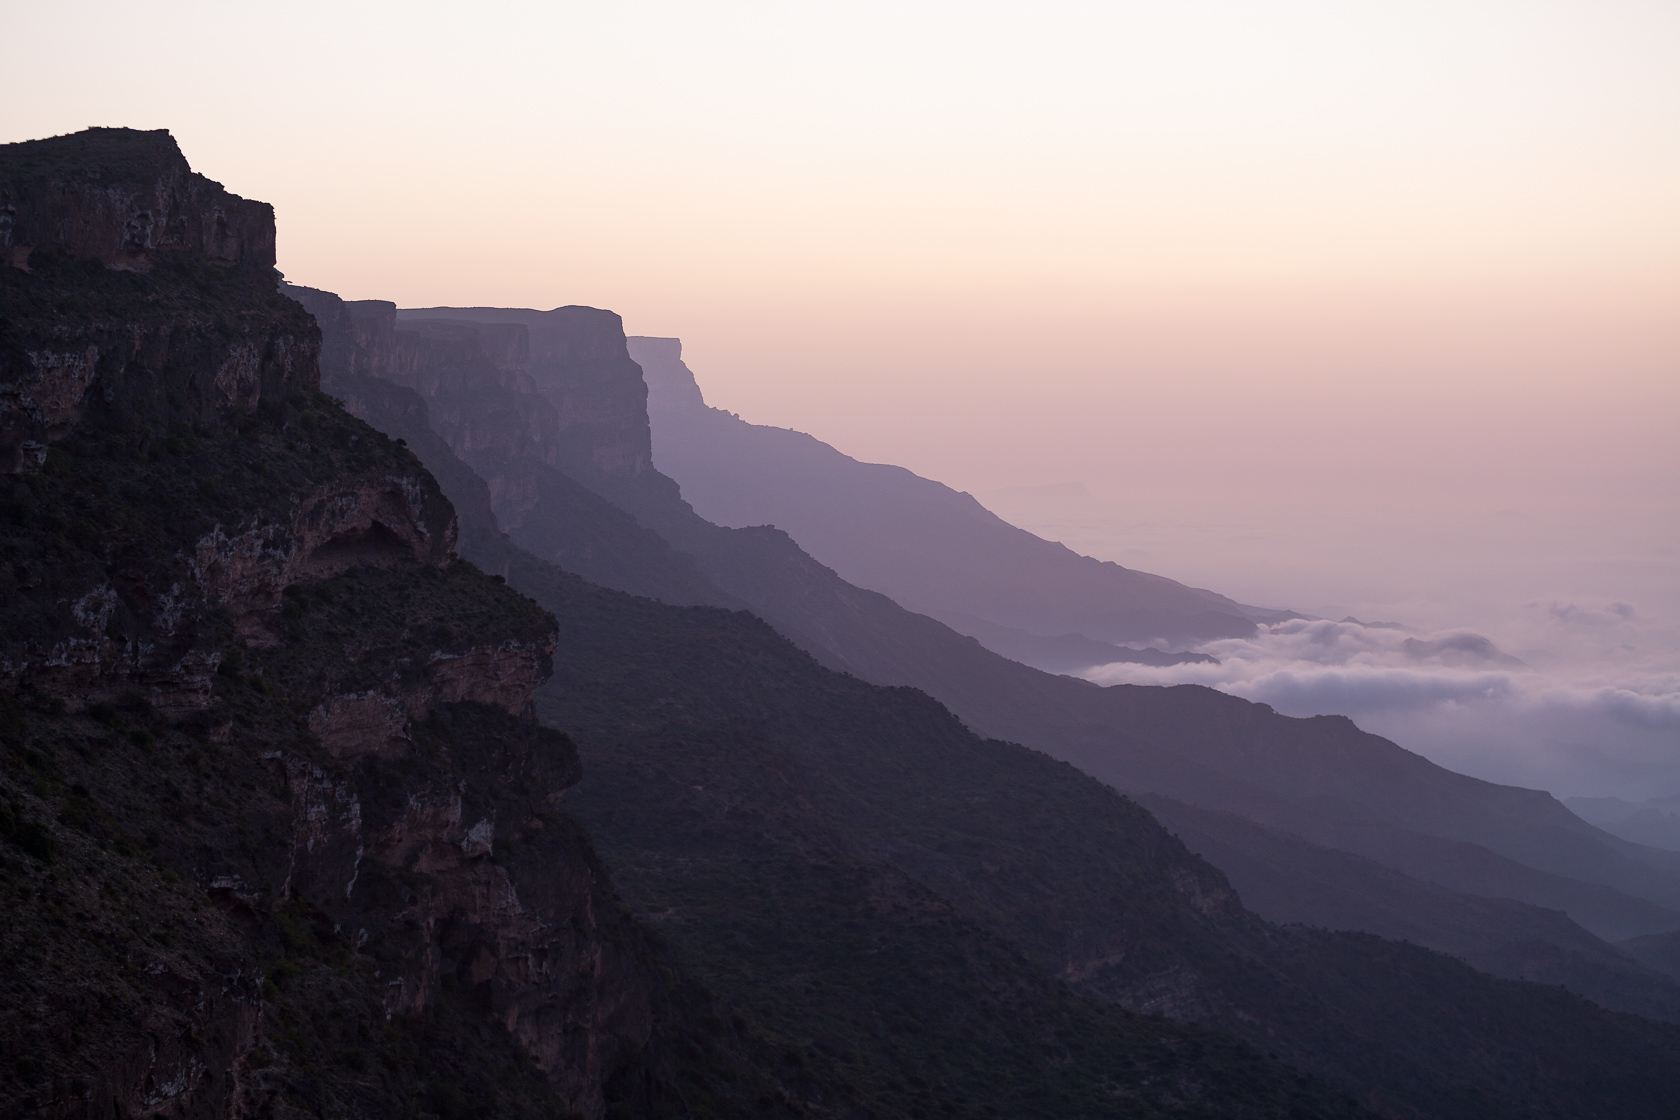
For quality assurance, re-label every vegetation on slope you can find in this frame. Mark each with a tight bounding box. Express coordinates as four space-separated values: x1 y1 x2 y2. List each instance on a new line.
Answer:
509 564 1680 1120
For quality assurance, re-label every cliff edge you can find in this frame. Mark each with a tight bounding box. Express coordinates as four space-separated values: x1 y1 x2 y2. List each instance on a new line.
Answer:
0 130 804 1120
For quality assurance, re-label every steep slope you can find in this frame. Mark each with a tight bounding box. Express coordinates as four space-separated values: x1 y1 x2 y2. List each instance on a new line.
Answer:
527 570 1680 1120
304 290 1680 1115
549 461 1680 942
1139 794 1680 1021
632 335 1266 648
1567 793 1680 852
401 305 659 479
290 307 1388 1119
351 303 1680 945
0 128 844 1120
617 339 1680 935
1622 930 1680 982
286 289 733 609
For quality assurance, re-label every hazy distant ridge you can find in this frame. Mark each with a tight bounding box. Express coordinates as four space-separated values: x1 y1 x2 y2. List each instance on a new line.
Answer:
632 336 1275 658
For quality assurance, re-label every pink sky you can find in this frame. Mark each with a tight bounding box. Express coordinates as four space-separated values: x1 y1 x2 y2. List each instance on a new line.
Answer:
7 1 1676 671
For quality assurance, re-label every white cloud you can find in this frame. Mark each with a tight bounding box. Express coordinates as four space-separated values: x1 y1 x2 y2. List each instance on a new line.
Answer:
1082 611 1680 799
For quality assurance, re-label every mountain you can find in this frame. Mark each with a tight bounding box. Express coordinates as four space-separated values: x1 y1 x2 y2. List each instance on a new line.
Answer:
631 334 1279 655
1568 794 1680 852
304 310 1680 1115
0 127 863 1120
351 306 1680 947
293 289 1680 1109
290 302 1387 1118
284 290 735 609
527 569 1680 1119
613 341 1680 943
1139 794 1680 1022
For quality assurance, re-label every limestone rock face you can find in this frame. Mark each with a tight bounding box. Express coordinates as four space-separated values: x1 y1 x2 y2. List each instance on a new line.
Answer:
272 702 652 1115
0 135 460 708
1 131 314 473
0 461 458 709
2 131 706 1120
398 304 655 480
192 472 458 628
289 286 737 607
0 127 275 272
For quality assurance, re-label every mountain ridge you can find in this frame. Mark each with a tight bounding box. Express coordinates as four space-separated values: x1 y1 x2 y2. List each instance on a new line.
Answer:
632 334 1284 652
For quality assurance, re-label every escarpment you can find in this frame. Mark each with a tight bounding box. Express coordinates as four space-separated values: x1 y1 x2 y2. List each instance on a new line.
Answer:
23 125 1680 1120
399 304 656 480
1 146 454 712
0 130 807 1120
0 127 275 274
0 128 294 475
288 285 734 608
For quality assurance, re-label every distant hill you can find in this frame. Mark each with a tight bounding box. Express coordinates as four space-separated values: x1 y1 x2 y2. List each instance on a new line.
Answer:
286 287 1680 1116
1141 794 1680 1021
1569 793 1680 852
358 306 1680 947
631 335 1282 656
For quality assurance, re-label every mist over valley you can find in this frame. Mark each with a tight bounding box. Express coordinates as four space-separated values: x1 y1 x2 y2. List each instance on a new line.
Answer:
3 5 1677 1118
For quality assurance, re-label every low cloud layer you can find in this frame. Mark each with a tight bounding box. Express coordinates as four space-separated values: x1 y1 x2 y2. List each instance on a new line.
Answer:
1082 609 1680 799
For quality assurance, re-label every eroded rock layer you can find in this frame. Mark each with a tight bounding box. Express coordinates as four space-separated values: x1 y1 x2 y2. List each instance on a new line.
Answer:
0 129 806 1120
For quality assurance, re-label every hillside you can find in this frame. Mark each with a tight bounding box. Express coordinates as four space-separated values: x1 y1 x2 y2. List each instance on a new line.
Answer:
1139 794 1680 1021
289 309 1384 1118
300 297 1680 952
289 282 1680 1116
528 568 1680 1120
0 127 859 1120
631 335 1269 650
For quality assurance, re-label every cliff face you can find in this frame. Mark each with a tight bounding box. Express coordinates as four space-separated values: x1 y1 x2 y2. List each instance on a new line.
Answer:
290 286 733 607
0 131 750 1120
0 128 306 481
0 139 453 711
0 127 275 274
399 305 654 480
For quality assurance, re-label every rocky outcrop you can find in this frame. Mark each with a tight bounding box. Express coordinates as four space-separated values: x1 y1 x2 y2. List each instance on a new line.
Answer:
399 305 655 480
1 131 311 473
387 318 562 482
193 472 457 626
287 287 566 527
0 127 275 273
0 136 458 709
291 285 734 607
270 698 667 1115
0 458 458 709
0 130 745 1120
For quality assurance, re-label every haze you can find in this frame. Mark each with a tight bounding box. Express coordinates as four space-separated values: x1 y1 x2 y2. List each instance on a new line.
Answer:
8 1 1674 791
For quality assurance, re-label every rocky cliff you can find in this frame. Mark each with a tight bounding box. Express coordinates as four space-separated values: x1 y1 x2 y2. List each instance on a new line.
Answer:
288 286 732 608
400 305 655 480
0 127 274 275
0 130 306 475
0 130 801 1120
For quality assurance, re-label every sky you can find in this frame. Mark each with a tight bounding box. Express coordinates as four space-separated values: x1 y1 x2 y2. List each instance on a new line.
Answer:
7 1 1677 794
